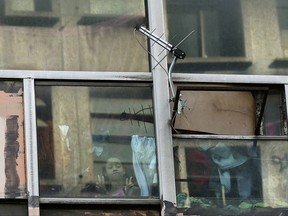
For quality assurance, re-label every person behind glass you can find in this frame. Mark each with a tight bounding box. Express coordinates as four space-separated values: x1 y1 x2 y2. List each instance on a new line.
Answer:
96 157 139 196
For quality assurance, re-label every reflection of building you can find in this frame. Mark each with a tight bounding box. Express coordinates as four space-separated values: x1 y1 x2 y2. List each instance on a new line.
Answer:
0 0 288 215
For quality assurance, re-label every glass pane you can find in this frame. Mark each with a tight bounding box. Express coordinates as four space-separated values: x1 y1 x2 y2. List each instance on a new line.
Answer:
34 0 52 12
0 81 26 198
277 0 288 57
174 138 288 214
164 0 248 73
164 0 244 58
0 0 149 72
0 201 28 216
262 89 284 135
40 205 160 216
36 83 159 198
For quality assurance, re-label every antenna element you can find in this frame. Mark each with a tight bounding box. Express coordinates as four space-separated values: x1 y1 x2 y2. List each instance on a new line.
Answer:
135 24 186 59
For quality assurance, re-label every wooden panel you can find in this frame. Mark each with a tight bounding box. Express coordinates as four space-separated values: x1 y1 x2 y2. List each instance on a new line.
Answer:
173 91 256 135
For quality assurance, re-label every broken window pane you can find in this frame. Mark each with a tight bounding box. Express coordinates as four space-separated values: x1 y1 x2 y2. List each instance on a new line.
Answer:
35 83 159 198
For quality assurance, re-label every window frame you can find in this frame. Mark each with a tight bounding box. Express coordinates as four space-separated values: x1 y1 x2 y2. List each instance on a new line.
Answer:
21 71 160 201
0 70 160 215
0 55 286 216
2 70 288 208
172 135 288 210
170 74 288 207
163 0 252 72
34 80 157 199
2 0 59 27
165 0 245 58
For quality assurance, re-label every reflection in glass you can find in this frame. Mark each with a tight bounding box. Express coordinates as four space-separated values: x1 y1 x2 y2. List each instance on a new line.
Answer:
173 138 288 214
35 83 159 198
164 0 244 58
0 0 149 72
277 0 288 57
263 89 284 135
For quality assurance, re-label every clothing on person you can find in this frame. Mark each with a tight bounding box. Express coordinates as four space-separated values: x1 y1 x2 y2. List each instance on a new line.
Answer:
209 143 252 199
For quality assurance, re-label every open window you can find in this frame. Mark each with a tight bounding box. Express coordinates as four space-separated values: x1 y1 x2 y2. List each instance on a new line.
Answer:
171 84 286 136
172 84 288 214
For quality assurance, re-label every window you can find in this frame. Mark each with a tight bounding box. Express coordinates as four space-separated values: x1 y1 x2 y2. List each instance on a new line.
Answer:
1 0 59 26
277 0 288 57
35 82 159 198
164 0 245 59
0 200 28 216
34 0 52 12
173 138 288 214
171 85 285 136
0 0 149 72
7 0 53 12
171 83 288 214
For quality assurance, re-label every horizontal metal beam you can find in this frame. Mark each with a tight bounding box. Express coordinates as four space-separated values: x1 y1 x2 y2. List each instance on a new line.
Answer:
2 69 288 85
0 70 153 81
173 73 288 84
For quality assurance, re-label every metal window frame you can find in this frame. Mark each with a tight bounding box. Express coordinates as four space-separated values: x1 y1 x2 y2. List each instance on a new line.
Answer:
1 70 160 214
1 70 288 215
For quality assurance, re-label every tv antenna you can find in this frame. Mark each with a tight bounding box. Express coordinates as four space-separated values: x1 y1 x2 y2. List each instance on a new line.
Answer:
135 24 194 101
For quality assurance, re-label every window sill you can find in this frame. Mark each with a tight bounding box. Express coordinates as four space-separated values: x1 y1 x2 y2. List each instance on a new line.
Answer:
169 57 252 72
77 14 145 26
40 197 160 204
270 58 288 68
2 11 59 27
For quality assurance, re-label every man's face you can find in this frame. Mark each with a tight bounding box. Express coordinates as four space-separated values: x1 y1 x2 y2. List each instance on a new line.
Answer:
105 157 125 181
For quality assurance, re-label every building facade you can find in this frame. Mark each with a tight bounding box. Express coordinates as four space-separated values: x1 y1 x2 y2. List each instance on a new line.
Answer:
0 0 288 215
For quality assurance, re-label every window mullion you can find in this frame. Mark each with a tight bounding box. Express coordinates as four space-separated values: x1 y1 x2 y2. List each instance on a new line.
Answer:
147 0 177 205
284 85 288 134
23 78 40 216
